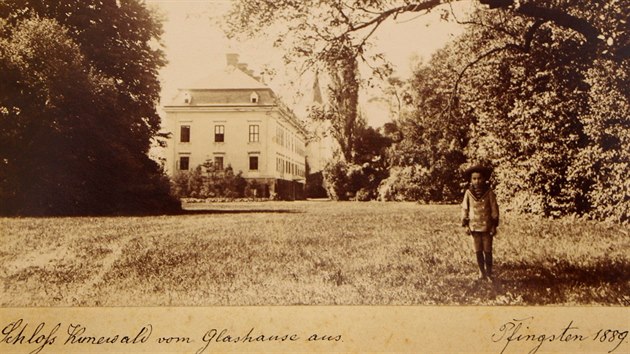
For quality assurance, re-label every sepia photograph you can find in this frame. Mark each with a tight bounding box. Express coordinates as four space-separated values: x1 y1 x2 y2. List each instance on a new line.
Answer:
1 0 629 352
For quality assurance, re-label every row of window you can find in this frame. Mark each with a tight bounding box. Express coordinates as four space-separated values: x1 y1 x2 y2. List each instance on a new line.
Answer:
180 124 260 143
275 125 305 156
178 155 259 171
275 157 305 178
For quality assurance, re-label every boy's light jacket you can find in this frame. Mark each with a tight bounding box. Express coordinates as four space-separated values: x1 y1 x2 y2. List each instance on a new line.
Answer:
461 189 499 232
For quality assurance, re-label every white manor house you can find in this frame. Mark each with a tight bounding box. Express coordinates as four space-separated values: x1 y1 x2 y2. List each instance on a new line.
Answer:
163 54 310 200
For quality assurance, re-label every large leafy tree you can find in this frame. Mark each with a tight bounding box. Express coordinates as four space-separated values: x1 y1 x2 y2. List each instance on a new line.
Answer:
371 2 628 220
454 10 593 216
0 0 180 215
395 4 628 220
388 50 469 203
452 4 628 220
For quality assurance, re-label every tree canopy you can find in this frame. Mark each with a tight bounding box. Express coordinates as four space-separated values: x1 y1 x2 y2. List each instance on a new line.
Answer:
224 0 628 69
224 0 627 165
226 0 628 221
0 0 180 215
388 5 629 221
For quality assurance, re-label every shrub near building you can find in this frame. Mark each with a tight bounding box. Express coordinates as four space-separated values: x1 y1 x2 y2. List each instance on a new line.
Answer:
171 162 248 200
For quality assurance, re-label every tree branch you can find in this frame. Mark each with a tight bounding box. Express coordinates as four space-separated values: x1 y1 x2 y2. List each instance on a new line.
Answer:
446 18 545 113
447 1 519 41
444 16 546 117
349 0 443 33
479 0 600 42
447 44 518 113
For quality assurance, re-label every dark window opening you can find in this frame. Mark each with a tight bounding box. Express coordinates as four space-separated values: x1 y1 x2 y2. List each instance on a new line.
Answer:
179 156 190 170
180 125 190 143
249 156 259 171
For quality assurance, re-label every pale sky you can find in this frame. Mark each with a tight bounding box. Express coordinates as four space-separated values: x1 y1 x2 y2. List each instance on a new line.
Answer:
147 0 472 127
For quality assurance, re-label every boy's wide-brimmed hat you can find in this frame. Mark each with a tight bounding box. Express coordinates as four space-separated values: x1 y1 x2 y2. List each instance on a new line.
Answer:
463 164 493 180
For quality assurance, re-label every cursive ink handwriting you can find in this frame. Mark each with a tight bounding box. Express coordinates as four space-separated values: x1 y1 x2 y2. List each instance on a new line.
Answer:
1 319 60 354
492 316 628 354
65 323 152 345
196 328 300 354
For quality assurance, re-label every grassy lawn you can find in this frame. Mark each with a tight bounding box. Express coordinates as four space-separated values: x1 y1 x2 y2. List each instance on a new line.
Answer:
1 201 628 306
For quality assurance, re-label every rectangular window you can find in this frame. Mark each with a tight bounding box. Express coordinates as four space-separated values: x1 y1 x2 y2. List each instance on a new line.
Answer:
214 125 224 142
179 156 189 170
249 156 259 171
180 125 190 143
214 156 224 171
249 124 259 142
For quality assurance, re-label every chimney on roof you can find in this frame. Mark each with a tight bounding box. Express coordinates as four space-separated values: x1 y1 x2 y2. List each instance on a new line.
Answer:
226 53 239 67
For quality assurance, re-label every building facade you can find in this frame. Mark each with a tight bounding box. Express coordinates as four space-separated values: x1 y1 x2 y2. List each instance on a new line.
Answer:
163 54 307 200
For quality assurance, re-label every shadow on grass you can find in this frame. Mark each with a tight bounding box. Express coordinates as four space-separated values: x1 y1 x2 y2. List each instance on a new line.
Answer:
492 259 630 304
439 259 630 305
176 209 302 215
1 208 303 218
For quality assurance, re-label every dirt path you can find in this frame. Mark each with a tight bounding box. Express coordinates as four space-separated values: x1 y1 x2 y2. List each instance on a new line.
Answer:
0 227 138 306
69 233 137 305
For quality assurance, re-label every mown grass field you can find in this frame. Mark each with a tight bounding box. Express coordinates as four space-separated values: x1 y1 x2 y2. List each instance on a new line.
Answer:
1 201 628 306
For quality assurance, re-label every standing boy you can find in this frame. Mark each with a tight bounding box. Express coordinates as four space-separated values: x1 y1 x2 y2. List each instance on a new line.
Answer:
461 165 499 280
